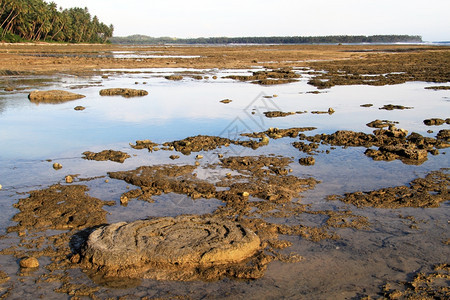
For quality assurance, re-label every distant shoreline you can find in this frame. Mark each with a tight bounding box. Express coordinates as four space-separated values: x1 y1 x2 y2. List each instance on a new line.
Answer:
109 35 424 45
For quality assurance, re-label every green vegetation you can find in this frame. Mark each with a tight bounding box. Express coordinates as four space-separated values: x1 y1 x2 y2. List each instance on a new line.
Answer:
0 0 113 43
110 35 423 45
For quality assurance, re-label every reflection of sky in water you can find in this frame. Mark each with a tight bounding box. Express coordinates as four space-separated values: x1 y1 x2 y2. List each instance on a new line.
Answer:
0 71 449 201
1 73 448 159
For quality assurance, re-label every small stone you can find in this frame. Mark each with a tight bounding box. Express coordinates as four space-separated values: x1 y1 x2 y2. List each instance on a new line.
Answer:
196 155 203 159
4 87 14 92
299 157 315 166
105 179 109 183
226 173 232 178
74 106 85 111
65 175 73 183
70 254 81 264
260 135 270 144
169 155 180 160
212 76 218 79
241 192 250 197
120 196 129 205
328 108 335 114
53 163 62 170
273 94 278 97
20 257 39 268
218 154 224 158
220 99 232 104
195 161 200 166
0 184 2 190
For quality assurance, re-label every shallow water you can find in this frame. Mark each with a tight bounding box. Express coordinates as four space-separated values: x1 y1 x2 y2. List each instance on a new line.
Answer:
0 67 449 298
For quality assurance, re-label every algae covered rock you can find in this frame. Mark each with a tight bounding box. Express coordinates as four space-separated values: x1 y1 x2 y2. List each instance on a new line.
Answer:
99 88 148 97
28 90 85 103
81 215 262 281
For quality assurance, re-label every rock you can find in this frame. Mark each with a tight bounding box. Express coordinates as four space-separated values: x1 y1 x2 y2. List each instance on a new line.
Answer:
99 88 148 97
196 155 203 159
20 257 39 268
169 155 180 160
241 192 250 197
81 215 261 280
4 87 14 92
328 108 335 114
299 157 315 166
0 270 9 284
220 99 232 104
423 118 445 126
82 150 130 163
28 90 85 103
53 163 62 170
65 175 73 183
212 76 218 79
74 106 85 111
360 104 373 107
379 104 413 110
0 184 2 190
165 75 183 81
120 195 128 205
366 119 398 128
263 111 295 118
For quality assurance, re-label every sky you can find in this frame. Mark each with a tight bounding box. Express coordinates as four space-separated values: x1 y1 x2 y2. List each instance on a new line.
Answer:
51 0 449 41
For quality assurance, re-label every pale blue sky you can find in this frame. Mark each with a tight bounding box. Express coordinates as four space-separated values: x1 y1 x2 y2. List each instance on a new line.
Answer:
52 0 449 41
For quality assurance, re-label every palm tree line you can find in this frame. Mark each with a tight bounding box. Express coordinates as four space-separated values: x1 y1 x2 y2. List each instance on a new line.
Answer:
0 0 113 43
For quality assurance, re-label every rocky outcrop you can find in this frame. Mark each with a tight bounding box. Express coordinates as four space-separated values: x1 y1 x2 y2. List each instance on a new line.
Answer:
28 90 85 103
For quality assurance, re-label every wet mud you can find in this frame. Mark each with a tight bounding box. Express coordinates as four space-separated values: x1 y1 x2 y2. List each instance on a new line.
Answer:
307 49 450 89
382 263 449 299
328 170 449 208
7 184 114 233
28 90 85 103
82 150 131 163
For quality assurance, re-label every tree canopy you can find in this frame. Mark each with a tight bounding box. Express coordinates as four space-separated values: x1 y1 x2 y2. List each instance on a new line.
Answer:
111 35 423 45
0 0 113 43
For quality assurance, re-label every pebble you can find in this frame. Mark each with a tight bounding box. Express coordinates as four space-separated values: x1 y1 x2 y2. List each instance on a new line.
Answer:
196 155 203 159
53 163 62 170
195 161 200 166
65 175 73 183
0 184 2 190
20 257 39 268
120 196 129 205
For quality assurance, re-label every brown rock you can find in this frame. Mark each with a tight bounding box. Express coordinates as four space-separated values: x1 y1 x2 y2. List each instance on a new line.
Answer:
81 216 261 280
299 157 315 166
99 88 148 97
20 257 39 268
28 90 85 103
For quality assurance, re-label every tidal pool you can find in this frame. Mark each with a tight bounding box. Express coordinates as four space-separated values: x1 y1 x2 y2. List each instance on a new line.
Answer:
0 68 448 298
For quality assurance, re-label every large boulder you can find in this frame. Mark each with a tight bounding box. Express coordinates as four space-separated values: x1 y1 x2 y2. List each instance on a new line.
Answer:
81 215 261 280
28 90 85 103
